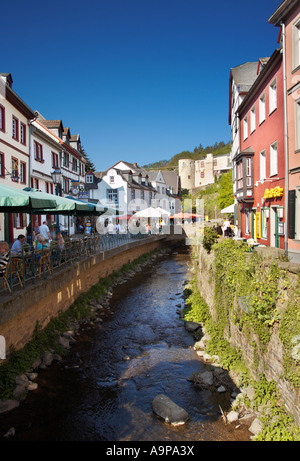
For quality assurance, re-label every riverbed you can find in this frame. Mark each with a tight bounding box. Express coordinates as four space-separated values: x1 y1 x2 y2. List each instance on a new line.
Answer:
0 249 251 441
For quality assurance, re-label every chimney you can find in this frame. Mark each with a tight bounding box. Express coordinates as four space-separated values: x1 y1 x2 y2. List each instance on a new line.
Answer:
133 163 137 167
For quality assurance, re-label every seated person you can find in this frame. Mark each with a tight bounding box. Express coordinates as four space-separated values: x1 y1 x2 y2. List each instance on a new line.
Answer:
11 235 26 255
0 241 10 276
36 234 49 250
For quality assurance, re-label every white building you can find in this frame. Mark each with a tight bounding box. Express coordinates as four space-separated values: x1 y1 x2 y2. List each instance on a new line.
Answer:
0 73 35 242
84 161 181 221
31 113 87 234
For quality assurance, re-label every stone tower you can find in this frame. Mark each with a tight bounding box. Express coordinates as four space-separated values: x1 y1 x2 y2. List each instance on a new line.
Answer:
178 159 195 190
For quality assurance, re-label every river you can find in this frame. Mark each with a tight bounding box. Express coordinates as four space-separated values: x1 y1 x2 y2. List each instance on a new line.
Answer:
0 248 251 442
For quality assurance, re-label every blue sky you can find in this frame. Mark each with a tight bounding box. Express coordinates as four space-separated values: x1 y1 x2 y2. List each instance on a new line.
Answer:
1 0 280 171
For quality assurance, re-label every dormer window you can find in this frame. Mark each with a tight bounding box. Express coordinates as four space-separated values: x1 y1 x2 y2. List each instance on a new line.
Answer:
86 175 93 184
145 175 149 186
128 170 133 182
138 173 142 185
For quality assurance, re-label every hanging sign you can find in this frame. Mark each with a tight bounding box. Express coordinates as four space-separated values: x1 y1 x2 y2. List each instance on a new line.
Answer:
263 187 284 199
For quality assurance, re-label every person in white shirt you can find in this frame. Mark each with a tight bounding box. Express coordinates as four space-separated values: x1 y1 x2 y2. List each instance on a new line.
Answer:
11 235 26 255
39 221 51 241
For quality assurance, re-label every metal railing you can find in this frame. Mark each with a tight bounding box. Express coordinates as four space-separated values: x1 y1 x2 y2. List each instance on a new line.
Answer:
0 233 150 295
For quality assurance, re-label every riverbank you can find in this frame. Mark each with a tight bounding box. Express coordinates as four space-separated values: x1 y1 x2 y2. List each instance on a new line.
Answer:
184 239 300 441
0 246 252 441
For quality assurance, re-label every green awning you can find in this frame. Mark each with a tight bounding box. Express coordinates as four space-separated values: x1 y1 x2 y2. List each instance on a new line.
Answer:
22 188 90 215
0 184 57 212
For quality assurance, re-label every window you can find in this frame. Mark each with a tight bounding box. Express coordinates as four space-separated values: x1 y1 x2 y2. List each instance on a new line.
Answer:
0 152 5 177
260 150 266 180
259 93 266 124
52 152 59 168
250 106 256 133
20 162 26 184
296 99 300 151
293 19 300 70
34 141 43 162
270 142 278 176
107 189 118 204
12 116 19 140
246 157 252 186
63 152 69 168
86 175 93 184
72 158 78 172
269 78 277 114
237 161 243 189
110 176 115 184
11 157 18 181
243 116 248 140
20 122 26 145
0 105 5 132
63 178 69 193
131 189 135 200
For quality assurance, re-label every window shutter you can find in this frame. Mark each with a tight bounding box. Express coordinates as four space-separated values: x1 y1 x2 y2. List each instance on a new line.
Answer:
288 190 296 239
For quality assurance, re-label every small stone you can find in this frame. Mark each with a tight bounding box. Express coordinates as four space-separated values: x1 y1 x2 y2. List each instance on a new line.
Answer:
185 321 201 332
41 351 54 366
122 355 130 361
249 418 263 435
58 336 70 349
199 370 214 386
0 400 20 414
27 382 38 391
26 372 38 381
226 411 239 423
3 427 15 438
15 374 29 386
217 385 226 393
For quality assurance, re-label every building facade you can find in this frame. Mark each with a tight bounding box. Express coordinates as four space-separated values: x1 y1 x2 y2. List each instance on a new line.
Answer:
237 49 285 249
179 153 232 191
0 73 35 242
269 0 300 259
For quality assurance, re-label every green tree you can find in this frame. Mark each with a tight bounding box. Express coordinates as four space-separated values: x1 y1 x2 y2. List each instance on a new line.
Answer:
217 170 234 210
78 144 96 173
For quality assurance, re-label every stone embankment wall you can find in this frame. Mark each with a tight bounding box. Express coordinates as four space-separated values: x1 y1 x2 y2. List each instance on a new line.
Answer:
0 236 168 354
195 243 300 426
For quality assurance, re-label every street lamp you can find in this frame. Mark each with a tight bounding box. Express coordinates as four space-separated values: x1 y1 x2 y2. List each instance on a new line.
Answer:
51 167 62 234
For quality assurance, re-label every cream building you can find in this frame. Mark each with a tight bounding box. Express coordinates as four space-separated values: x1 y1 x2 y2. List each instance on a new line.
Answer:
179 153 232 191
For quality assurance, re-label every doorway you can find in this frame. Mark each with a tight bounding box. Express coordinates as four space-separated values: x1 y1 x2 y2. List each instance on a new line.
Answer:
270 207 279 248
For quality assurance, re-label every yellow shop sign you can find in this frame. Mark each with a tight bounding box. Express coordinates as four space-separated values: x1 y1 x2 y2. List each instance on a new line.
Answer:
263 187 284 199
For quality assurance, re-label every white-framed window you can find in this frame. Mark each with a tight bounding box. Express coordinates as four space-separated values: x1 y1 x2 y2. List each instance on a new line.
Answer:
110 176 115 184
86 175 93 184
250 106 256 133
20 162 26 184
259 93 266 124
246 157 251 186
243 116 248 140
269 78 277 114
260 150 266 181
107 189 118 204
293 18 300 70
270 141 278 176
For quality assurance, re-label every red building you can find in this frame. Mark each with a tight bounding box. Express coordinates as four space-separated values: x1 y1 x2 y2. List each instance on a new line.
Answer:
236 49 285 249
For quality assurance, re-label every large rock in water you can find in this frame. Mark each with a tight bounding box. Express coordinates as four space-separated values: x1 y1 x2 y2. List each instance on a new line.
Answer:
152 394 189 426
